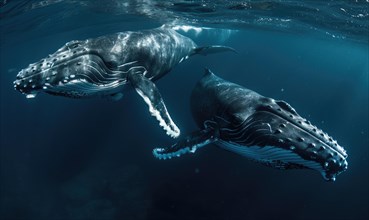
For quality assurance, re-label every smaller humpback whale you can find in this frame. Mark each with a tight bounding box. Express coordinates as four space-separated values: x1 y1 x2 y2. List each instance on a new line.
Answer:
13 26 235 138
153 69 348 181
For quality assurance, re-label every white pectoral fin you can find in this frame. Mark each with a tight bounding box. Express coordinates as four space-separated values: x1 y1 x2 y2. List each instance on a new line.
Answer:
153 128 216 160
128 70 180 138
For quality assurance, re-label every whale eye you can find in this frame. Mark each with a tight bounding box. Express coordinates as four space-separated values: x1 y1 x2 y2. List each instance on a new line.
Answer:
276 100 298 115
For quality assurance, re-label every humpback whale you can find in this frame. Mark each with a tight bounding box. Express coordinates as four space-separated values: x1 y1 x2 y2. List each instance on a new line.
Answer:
153 69 348 181
13 26 235 138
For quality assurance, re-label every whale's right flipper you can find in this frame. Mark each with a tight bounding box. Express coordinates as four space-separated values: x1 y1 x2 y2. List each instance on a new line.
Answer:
193 45 237 56
128 68 180 138
153 128 217 159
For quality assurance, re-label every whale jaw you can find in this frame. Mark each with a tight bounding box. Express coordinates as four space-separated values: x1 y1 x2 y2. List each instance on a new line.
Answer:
13 40 127 99
219 99 348 181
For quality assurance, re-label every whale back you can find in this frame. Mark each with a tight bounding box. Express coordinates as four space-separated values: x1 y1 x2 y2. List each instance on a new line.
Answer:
191 69 264 129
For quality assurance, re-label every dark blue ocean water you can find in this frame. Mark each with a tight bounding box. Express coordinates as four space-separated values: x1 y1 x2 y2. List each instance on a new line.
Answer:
1 1 368 220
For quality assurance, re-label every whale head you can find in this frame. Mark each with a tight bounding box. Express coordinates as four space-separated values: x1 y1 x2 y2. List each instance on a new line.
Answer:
13 38 126 98
192 70 348 181
236 97 349 181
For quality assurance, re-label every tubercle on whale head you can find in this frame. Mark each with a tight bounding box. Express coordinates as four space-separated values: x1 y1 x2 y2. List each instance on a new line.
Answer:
14 40 89 96
13 37 126 98
247 97 348 181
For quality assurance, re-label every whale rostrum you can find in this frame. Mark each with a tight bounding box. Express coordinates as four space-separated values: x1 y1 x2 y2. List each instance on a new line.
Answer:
13 26 236 138
153 69 348 181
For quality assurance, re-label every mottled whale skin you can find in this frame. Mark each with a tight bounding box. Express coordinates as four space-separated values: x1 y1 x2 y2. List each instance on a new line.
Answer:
153 69 348 181
13 26 235 138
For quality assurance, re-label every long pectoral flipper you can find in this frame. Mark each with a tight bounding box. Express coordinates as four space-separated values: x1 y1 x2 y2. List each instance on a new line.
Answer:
153 128 217 159
128 68 180 138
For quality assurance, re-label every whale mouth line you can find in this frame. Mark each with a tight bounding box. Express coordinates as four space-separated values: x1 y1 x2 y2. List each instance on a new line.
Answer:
15 52 118 87
260 109 347 159
14 52 124 96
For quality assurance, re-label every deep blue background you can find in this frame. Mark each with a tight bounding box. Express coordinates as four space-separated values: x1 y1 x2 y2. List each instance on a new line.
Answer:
1 3 368 220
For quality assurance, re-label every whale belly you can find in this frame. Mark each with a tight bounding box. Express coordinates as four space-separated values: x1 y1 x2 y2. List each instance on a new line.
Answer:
216 140 323 171
45 79 126 98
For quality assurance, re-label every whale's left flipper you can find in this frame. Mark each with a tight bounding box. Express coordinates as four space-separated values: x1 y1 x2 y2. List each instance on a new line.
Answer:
128 68 180 138
153 128 217 159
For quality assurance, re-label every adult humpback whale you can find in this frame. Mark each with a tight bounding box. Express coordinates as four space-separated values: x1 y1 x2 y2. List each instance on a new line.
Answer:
153 69 348 181
13 26 235 138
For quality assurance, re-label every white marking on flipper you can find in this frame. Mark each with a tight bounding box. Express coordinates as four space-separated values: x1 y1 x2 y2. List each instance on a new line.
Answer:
153 129 217 159
153 138 213 159
135 88 180 138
